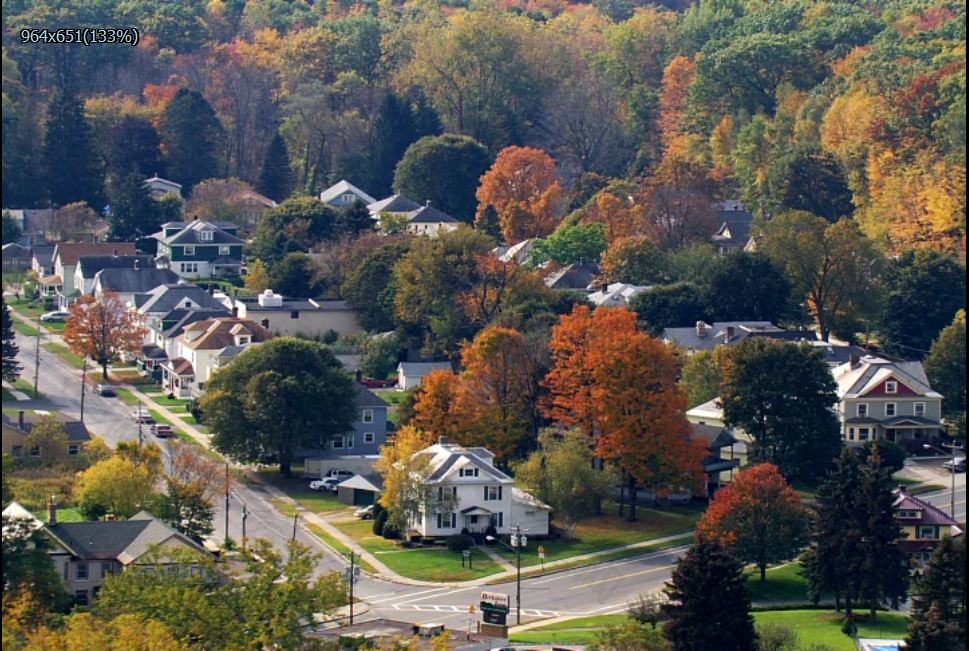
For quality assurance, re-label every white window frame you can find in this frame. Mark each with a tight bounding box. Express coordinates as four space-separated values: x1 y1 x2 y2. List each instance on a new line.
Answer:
183 245 196 256
363 432 375 444
218 245 231 256
885 402 896 417
914 402 926 417
332 437 344 449
436 512 456 529
460 467 479 478
199 230 214 241
347 434 354 449
856 403 868 418
917 525 937 539
858 427 870 441
362 409 374 424
75 562 89 581
484 485 502 501
886 381 898 394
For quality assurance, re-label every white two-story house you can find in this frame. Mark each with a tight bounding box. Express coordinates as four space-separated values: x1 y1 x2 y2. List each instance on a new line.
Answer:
409 442 550 539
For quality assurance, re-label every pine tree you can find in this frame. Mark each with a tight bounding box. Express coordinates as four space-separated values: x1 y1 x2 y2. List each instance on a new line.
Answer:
108 174 163 241
662 540 758 651
335 199 373 239
256 132 293 203
368 93 418 198
905 536 966 650
2 298 22 383
42 87 105 209
161 88 223 193
848 448 909 622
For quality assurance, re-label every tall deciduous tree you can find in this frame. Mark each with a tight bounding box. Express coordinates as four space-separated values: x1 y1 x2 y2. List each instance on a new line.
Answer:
247 197 337 266
516 428 611 540
375 425 454 534
256 132 293 203
63 293 146 380
160 88 223 194
629 282 707 337
334 199 373 239
757 211 878 341
704 253 791 323
476 146 564 244
2 297 21 382
697 464 808 582
924 310 966 419
905 535 966 651
662 539 758 651
42 86 105 210
76 455 161 520
720 339 841 480
530 223 608 267
394 134 491 224
410 370 469 445
156 440 229 543
200 338 356 476
342 239 411 332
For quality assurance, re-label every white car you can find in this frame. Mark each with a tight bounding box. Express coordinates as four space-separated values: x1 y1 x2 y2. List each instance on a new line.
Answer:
40 310 71 323
309 478 342 492
324 469 355 480
354 505 374 520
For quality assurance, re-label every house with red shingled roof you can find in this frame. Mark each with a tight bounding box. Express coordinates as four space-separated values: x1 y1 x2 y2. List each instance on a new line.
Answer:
892 484 963 571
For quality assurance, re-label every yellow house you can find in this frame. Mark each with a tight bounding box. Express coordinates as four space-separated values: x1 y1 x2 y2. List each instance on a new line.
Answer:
892 485 963 571
1 412 91 461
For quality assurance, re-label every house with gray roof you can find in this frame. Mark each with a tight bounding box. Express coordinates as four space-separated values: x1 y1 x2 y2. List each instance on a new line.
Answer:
2 501 210 605
544 262 600 290
368 192 421 220
710 200 756 256
662 321 784 353
52 242 137 308
233 290 361 339
153 219 244 279
75 254 156 297
404 203 460 236
404 442 549 538
2 411 92 461
833 355 944 450
2 243 32 272
396 361 453 391
319 180 376 208
144 175 182 198
299 384 391 462
92 266 181 305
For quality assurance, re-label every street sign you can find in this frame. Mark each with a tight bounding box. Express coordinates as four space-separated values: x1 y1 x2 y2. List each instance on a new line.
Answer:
538 545 546 560
480 591 510 613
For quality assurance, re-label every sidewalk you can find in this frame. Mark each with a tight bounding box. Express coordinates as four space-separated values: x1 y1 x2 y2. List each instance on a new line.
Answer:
1 381 31 401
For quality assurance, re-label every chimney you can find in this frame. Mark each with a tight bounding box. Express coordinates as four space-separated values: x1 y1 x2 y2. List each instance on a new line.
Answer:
231 305 239 318
849 354 860 369
439 436 449 445
725 326 735 342
897 484 907 495
696 321 706 338
112 248 118 257
260 318 269 330
18 410 25 429
47 495 57 526
134 258 140 270
425 200 432 207
193 215 200 221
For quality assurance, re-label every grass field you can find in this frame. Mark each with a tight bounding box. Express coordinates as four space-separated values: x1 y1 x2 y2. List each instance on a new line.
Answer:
13 323 40 337
754 610 909 650
747 563 811 603
510 614 628 644
41 342 85 369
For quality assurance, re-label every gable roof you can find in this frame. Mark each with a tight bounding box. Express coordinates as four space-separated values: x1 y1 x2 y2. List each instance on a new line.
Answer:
833 356 941 399
158 307 233 339
893 486 963 530
2 243 31 257
156 220 244 246
178 317 272 351
419 443 513 484
397 361 453 378
355 383 390 409
406 204 459 224
44 513 208 564
588 283 651 306
319 180 376 206
544 262 600 290
368 193 421 216
710 200 755 248
136 284 228 314
55 242 136 267
94 267 181 295
31 245 56 267
3 413 92 443
662 321 783 351
77 254 155 280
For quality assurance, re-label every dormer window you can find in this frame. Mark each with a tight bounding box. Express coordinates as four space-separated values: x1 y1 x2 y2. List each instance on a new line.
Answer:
459 467 479 478
342 193 356 204
199 229 214 241
886 381 897 394
235 335 250 346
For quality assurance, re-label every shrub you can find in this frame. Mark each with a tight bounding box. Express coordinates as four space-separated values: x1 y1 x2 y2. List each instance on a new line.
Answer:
446 534 473 553
382 523 401 540
840 617 856 637
372 509 388 536
756 622 797 651
484 525 497 540
859 440 907 472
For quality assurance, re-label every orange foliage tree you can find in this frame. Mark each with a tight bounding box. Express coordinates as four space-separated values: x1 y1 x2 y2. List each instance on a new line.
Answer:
410 369 471 444
460 326 541 462
476 146 564 243
696 463 809 582
543 305 704 521
63 292 146 380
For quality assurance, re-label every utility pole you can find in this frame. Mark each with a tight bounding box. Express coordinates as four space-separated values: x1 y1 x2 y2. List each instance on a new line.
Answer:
33 318 41 398
345 551 357 625
511 525 527 625
224 463 231 548
79 358 87 422
241 503 248 551
291 513 298 542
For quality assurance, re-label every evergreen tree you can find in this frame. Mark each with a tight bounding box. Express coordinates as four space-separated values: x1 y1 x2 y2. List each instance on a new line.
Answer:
2 298 22 382
662 539 758 651
335 199 374 239
161 88 223 194
2 211 22 243
475 205 503 240
42 87 105 209
108 173 163 241
905 536 966 650
848 447 909 622
368 93 419 198
256 132 293 203
106 115 165 186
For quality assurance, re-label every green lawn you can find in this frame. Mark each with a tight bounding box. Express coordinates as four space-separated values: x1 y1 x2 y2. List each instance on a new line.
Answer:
1 388 15 402
257 471 352 513
373 546 502 582
491 502 702 567
754 610 908 649
40 343 85 370
150 394 193 408
13 323 40 336
7 299 45 319
747 563 812 603
113 387 142 406
510 614 629 644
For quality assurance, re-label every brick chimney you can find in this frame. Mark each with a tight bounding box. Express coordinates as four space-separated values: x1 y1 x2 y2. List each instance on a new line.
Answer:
18 410 25 429
47 495 57 526
849 354 860 369
260 318 269 330
725 326 735 342
696 321 706 338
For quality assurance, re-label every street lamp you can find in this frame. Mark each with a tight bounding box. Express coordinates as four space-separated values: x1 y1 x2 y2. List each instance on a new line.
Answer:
924 443 960 518
487 525 527 625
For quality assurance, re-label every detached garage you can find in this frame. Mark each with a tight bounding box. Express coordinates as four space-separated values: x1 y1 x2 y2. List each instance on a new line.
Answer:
336 473 384 507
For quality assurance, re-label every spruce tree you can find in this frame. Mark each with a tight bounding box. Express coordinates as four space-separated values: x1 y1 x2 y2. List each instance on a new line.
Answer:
905 536 966 650
256 132 293 203
662 540 758 651
2 298 22 383
108 174 163 241
848 447 910 622
368 93 418 198
161 88 223 193
335 199 374 239
42 87 105 209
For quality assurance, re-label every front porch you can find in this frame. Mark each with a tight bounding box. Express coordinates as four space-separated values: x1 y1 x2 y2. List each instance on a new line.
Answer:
161 357 195 399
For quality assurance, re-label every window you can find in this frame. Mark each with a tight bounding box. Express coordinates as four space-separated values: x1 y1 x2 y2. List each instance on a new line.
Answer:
29 446 40 458
459 467 479 478
362 409 374 424
74 590 89 606
469 515 479 525
917 525 938 539
497 511 504 528
914 402 926 417
858 428 870 441
436 512 456 529
75 563 89 581
347 434 354 449
897 509 921 519
848 428 855 441
342 193 356 204
101 563 113 579
886 403 896 417
12 445 23 458
332 437 344 449
183 245 196 256
886 381 898 394
484 485 503 501
290 311 299 319
219 245 231 256
885 429 896 441
180 263 198 274
199 230 214 241
856 403 868 417
363 432 375 444
68 444 80 456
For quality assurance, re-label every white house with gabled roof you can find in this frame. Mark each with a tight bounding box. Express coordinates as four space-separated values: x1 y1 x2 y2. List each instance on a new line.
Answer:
410 442 550 538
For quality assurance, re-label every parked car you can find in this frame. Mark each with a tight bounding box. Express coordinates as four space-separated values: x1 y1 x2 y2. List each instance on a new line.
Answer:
131 409 154 424
360 378 394 388
942 457 966 472
93 384 116 397
39 311 70 323
354 505 374 520
151 424 174 438
309 478 342 492
324 469 355 480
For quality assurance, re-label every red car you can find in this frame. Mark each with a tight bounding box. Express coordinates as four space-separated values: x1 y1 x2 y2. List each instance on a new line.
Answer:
360 378 394 388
